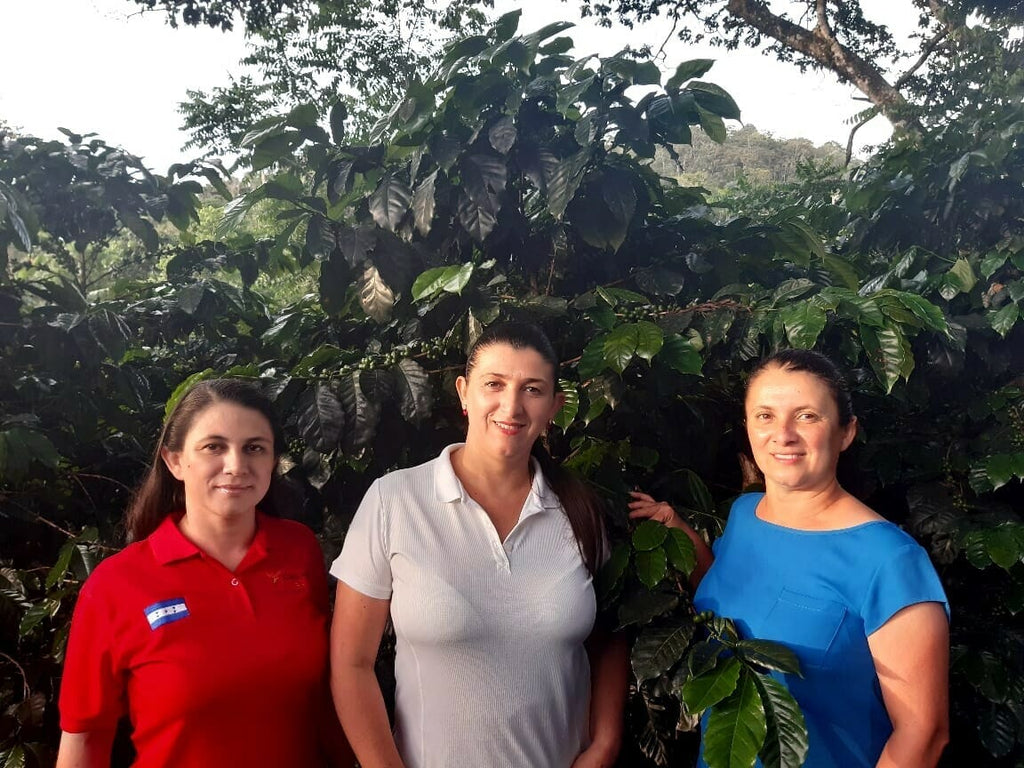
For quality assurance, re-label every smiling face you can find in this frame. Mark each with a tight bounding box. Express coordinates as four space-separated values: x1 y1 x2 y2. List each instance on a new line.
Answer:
745 364 857 494
161 401 277 524
456 342 565 464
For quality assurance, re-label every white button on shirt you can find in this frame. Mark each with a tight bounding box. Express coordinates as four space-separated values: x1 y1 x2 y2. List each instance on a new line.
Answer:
331 444 597 768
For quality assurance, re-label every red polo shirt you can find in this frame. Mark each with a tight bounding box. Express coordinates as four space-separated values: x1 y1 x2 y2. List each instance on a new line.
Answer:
60 513 332 767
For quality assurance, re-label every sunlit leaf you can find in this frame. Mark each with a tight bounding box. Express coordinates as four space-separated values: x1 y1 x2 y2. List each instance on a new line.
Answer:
359 264 395 323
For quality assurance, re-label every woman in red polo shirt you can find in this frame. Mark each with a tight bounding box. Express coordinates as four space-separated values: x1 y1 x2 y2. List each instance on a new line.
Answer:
57 379 351 768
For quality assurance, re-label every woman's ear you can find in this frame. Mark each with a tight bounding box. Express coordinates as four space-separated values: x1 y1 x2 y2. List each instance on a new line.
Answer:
161 446 185 480
840 416 858 452
455 375 468 408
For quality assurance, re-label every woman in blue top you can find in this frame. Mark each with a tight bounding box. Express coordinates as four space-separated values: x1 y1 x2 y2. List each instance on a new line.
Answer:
630 349 949 768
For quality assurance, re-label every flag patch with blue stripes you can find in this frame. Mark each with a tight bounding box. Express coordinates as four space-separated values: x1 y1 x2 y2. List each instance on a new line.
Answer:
144 598 189 630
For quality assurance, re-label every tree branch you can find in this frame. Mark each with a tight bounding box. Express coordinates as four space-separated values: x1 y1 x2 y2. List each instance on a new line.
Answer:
814 0 835 43
895 27 950 89
724 0 916 129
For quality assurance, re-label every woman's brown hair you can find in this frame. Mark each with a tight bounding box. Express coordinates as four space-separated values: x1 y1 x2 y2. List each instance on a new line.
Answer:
465 322 607 575
124 379 288 543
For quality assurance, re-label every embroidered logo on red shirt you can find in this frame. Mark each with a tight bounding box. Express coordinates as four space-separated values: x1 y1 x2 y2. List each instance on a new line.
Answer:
144 598 189 630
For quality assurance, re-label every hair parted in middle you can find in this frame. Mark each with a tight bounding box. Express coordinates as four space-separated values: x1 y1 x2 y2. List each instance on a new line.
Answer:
464 321 606 575
123 378 291 543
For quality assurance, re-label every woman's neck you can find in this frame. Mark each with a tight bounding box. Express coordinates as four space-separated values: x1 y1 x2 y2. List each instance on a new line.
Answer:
178 509 257 571
451 444 533 494
759 480 852 530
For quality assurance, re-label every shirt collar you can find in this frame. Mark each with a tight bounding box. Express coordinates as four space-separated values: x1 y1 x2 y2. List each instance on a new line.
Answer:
434 443 562 513
148 511 270 566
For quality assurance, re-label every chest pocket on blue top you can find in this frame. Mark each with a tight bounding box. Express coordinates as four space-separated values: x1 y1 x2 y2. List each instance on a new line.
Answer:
761 588 847 670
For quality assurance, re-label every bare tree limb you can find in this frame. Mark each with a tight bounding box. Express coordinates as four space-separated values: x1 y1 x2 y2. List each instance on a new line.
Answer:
724 0 917 130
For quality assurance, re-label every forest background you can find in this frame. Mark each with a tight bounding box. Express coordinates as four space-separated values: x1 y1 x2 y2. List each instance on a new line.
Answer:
1 0 1023 766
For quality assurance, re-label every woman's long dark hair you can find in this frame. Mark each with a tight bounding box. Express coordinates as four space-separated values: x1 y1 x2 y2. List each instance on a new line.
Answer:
465 322 606 575
125 379 288 543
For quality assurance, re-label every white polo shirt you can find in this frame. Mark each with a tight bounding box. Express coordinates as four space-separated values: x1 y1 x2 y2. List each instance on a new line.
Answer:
331 444 596 768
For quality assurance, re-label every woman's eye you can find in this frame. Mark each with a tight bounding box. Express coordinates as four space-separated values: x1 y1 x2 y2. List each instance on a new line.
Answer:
525 386 542 395
202 443 223 452
246 444 266 453
754 413 772 422
797 412 818 421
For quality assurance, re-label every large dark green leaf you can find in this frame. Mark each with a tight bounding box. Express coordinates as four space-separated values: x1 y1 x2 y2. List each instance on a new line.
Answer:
698 107 727 143
978 705 1016 758
681 656 742 713
635 547 668 588
319 252 352 317
546 149 590 220
753 675 809 768
990 302 1020 338
657 334 703 375
703 671 767 768
667 59 716 90
632 620 696 681
458 191 499 242
688 81 742 120
412 170 438 237
296 383 345 453
734 640 802 675
337 224 376 268
553 381 579 430
338 371 380 452
411 263 474 301
633 519 669 551
369 173 412 232
780 302 826 349
984 453 1024 491
603 324 639 373
577 337 607 379
596 543 631 600
616 590 679 628
664 529 697 575
860 323 913 393
394 358 433 424
461 153 507 214
488 116 517 155
329 101 347 145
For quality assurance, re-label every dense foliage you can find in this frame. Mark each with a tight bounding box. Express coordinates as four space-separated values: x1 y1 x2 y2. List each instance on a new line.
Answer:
2 9 1023 768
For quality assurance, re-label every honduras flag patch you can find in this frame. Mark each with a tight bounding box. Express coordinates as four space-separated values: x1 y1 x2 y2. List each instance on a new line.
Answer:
145 598 190 630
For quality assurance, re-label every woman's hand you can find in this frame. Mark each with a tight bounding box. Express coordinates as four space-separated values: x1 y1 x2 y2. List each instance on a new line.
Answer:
627 490 685 528
570 741 619 768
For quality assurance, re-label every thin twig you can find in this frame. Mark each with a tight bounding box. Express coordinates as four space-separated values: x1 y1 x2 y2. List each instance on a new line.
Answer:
0 652 30 700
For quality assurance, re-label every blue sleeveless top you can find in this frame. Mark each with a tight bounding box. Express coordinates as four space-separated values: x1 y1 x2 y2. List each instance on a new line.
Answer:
693 493 948 768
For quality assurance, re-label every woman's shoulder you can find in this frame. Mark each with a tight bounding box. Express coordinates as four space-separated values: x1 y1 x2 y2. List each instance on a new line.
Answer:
261 515 319 547
75 538 153 602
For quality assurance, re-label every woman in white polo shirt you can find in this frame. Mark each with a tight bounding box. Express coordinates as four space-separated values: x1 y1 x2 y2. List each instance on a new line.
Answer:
329 321 628 768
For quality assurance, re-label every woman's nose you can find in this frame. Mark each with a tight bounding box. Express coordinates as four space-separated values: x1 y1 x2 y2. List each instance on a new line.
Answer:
773 419 798 442
223 448 249 474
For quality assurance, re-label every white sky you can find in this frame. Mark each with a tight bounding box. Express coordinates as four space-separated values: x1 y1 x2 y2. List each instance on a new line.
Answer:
0 0 900 171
